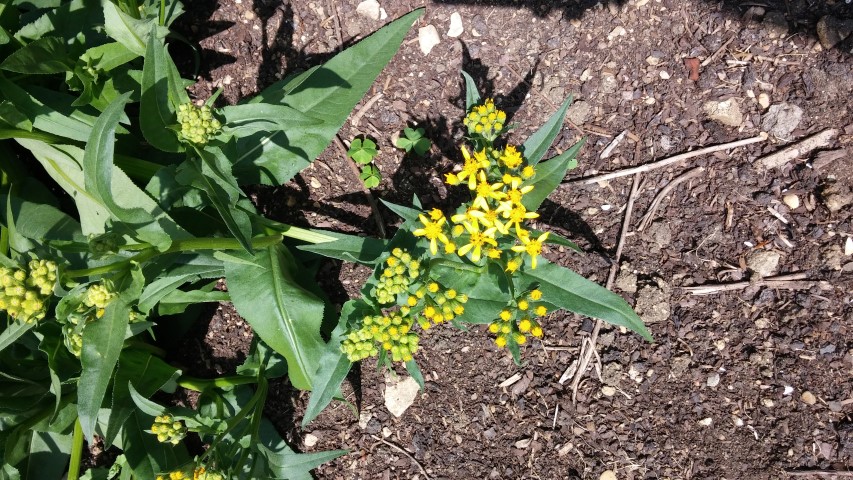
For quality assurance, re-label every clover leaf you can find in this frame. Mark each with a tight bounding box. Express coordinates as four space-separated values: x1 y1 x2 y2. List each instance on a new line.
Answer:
347 137 379 165
394 127 431 156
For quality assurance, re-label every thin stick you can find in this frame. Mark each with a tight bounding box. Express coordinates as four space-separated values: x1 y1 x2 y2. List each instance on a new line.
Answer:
682 272 831 295
333 136 387 238
351 92 383 127
570 173 642 404
370 434 433 480
701 35 735 67
782 470 853 477
568 133 768 185
638 167 705 231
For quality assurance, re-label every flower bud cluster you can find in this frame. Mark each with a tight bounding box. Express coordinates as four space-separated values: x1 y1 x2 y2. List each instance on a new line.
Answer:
488 289 547 348
60 282 140 357
0 259 57 323
149 414 186 445
176 103 221 145
463 98 507 140
411 282 468 329
156 466 223 480
372 248 420 305
341 312 419 363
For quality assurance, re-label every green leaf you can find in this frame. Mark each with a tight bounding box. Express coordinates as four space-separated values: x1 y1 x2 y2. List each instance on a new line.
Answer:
430 259 509 325
120 411 188 478
461 71 481 111
78 299 132 441
380 198 420 224
394 127 431 156
232 9 424 185
82 42 138 73
138 258 224 313
220 103 322 137
139 29 183 152
102 1 165 57
224 245 326 390
296 231 387 265
516 261 652 341
359 164 381 188
0 77 93 142
23 431 71 479
347 137 378 165
5 193 83 242
0 36 71 74
520 138 584 213
127 382 166 417
522 95 573 166
0 321 35 354
405 360 424 389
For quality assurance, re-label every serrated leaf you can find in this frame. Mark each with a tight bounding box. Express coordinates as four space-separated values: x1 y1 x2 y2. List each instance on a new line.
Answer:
102 1 164 57
224 245 326 390
520 138 583 213
522 95 573 166
516 261 651 341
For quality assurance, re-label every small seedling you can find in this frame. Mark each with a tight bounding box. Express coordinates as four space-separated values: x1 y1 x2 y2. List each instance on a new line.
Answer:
347 137 379 165
394 127 431 156
359 164 381 188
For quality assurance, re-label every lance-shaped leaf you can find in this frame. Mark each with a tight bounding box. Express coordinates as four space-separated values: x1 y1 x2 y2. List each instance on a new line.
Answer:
0 36 72 74
297 230 388 265
461 70 481 111
516 261 652 341
224 245 326 390
520 138 584 213
140 28 186 153
523 95 573 166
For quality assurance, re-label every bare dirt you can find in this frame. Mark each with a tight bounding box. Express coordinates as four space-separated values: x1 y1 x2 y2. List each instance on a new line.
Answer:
173 0 853 478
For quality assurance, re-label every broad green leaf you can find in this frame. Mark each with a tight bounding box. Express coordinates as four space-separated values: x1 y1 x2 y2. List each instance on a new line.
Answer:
258 443 347 480
140 29 182 152
380 198 420 224
78 299 132 441
296 231 387 265
157 288 229 315
104 350 180 446
0 76 92 142
0 322 35 354
520 138 584 212
82 42 138 72
14 0 102 44
461 70 480 110
224 245 326 390
102 1 165 57
0 101 31 130
516 261 652 340
24 431 71 479
405 359 424 389
347 137 378 165
0 36 71 74
83 93 183 250
232 9 424 185
430 259 509 325
522 95 572 166
127 383 166 417
138 259 224 313
220 103 322 137
5 195 83 242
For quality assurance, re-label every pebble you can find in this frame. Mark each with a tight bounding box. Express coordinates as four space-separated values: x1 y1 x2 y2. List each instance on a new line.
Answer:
761 103 803 139
418 25 441 55
758 93 770 109
355 0 381 20
607 26 626 40
828 401 843 412
763 398 775 408
659 70 670 79
845 237 853 256
698 417 713 426
566 100 592 125
601 386 617 397
309 177 322 189
384 376 421 417
801 391 817 405
600 470 618 480
746 250 781 278
447 12 464 37
707 373 720 388
816 15 853 50
783 194 800 209
703 98 742 127
303 433 319 447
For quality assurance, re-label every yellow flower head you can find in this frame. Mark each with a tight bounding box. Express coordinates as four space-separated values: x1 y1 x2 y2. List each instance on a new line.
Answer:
511 231 549 269
500 145 524 169
413 214 449 255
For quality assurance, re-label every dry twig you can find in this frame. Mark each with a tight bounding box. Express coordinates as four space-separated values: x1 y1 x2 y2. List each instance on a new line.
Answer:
638 167 705 231
570 173 642 403
370 434 433 480
758 128 839 169
567 133 768 186
351 92 383 127
682 272 830 295
333 135 387 238
782 470 853 477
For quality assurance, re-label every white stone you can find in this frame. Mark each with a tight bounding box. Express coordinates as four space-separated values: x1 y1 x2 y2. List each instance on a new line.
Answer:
355 0 381 21
758 92 771 109
746 250 781 278
659 70 670 79
783 194 800 209
418 25 441 55
801 391 817 405
707 373 720 388
607 26 626 41
845 237 853 256
601 386 617 396
703 98 742 127
698 417 713 426
303 433 319 447
384 376 420 417
447 12 464 37
600 470 618 480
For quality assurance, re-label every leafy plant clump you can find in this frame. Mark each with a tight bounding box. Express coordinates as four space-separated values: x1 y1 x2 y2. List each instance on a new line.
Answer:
299 72 651 425
347 137 381 188
0 0 425 477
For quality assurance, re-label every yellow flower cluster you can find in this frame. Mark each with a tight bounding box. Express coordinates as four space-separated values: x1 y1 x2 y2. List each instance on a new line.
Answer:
341 312 419 363
488 289 547 348
149 414 186 445
410 282 468 329
0 260 57 323
61 282 140 357
176 103 221 145
373 248 421 304
463 98 506 140
156 466 222 480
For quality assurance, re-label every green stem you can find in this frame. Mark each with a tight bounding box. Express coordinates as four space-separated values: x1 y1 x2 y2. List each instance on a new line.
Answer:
177 375 257 392
198 379 267 466
67 418 84 480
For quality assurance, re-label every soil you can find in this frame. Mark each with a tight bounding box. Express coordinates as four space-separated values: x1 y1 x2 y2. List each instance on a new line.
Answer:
169 0 853 478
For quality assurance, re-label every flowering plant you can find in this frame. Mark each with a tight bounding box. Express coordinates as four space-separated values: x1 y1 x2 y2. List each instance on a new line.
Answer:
300 73 651 424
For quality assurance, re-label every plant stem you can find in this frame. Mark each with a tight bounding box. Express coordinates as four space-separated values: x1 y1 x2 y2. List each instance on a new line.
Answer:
177 375 257 392
67 418 84 480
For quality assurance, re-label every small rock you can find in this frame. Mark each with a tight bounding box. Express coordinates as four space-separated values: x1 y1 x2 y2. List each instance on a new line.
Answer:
601 362 623 386
645 55 662 66
761 103 803 139
384 376 420 417
447 12 463 37
822 183 853 212
382 426 392 438
828 401 843 412
703 98 742 127
670 355 691 379
845 237 853 256
784 385 794 396
783 194 800 209
309 177 322 189
816 15 853 50
418 25 440 55
615 266 638 294
659 70 671 79
757 92 771 109
763 398 775 408
755 317 770 329
303 433 319 447
607 26 626 41
566 100 592 125
601 386 617 397
801 391 817 405
698 417 713 426
600 470 618 480
707 373 720 388
746 250 781 278
355 0 381 21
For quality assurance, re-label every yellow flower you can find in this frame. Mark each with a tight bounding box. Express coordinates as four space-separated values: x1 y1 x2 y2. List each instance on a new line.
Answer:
529 289 542 300
472 171 506 210
518 318 532 332
500 145 524 169
456 221 497 262
505 258 521 273
502 205 539 231
505 184 534 206
494 335 507 348
457 146 489 190
531 325 543 338
521 165 536 179
413 214 449 255
511 231 549 269
445 172 461 185
535 305 548 316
